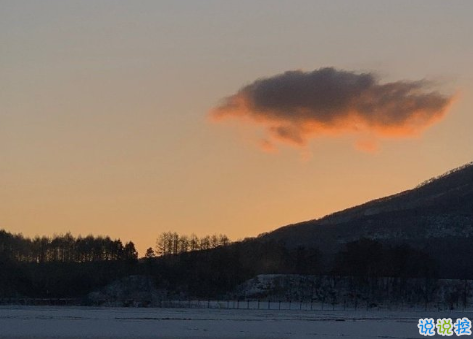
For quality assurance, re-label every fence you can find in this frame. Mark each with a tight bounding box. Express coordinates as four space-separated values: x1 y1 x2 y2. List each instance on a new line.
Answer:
0 298 80 306
99 299 473 312
1 298 471 312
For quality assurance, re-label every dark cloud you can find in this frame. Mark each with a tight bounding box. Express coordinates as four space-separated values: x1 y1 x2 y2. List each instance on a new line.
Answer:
210 67 455 152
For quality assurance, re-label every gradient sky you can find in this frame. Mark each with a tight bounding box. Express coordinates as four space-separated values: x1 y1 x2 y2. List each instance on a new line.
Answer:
2 1 473 255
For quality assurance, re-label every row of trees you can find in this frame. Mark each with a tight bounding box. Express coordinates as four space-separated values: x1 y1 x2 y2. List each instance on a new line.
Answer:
0 229 234 262
147 238 322 297
146 237 437 297
333 238 437 278
151 232 231 257
0 230 137 263
1 227 440 299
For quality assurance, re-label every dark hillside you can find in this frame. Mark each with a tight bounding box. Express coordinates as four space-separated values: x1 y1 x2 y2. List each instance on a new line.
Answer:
264 162 473 278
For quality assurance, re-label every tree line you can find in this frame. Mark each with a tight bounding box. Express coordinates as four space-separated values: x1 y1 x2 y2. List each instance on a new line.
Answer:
0 228 441 300
0 230 138 263
149 232 231 257
333 238 437 278
0 229 233 263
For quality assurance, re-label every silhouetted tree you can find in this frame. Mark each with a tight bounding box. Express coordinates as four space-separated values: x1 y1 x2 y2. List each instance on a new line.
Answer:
123 242 138 261
145 247 155 259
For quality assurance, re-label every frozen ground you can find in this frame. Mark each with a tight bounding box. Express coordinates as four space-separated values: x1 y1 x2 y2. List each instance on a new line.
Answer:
1 306 471 338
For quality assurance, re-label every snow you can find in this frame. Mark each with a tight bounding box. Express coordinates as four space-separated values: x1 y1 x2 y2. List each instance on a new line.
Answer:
1 305 472 338
234 274 473 311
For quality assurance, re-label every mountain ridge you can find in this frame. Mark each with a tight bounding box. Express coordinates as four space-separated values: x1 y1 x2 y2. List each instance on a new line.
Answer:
270 161 473 229
261 161 473 277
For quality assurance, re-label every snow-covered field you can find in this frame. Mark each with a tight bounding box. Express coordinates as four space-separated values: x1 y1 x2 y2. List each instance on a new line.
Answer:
1 306 470 338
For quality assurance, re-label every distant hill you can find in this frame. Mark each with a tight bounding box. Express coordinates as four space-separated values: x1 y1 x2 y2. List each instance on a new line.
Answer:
2 162 473 299
262 162 473 278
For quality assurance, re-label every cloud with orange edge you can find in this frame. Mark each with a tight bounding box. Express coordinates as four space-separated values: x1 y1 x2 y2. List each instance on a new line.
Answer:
209 67 456 153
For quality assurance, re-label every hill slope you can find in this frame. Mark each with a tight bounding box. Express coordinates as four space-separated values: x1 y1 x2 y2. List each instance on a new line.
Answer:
263 162 473 277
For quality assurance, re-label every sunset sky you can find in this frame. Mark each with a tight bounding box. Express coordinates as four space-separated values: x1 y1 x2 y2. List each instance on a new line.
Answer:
2 1 473 255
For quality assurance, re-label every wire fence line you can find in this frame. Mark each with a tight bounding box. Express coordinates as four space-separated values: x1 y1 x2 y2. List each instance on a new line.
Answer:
1 298 472 312
151 299 473 312
0 298 79 306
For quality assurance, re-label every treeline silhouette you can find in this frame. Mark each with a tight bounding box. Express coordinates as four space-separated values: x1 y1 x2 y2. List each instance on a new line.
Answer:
0 230 138 263
0 230 139 298
146 238 322 297
0 228 438 300
333 238 437 278
151 232 231 257
147 237 436 297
